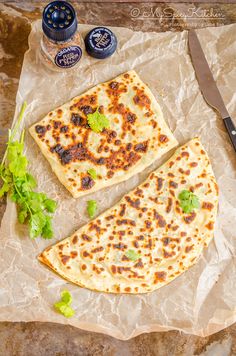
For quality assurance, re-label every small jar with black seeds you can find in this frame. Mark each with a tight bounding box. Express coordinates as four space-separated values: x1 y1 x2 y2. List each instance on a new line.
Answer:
40 0 83 71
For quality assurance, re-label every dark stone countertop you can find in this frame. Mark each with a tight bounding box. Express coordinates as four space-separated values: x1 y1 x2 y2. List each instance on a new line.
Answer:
0 2 235 355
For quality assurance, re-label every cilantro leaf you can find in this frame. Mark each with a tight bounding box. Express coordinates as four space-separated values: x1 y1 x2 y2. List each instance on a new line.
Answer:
87 109 110 133
178 190 189 200
41 215 54 239
44 198 57 213
54 290 75 318
18 208 28 224
0 181 10 197
87 168 97 180
22 174 37 191
28 196 45 213
61 290 72 304
125 249 141 262
0 166 12 198
7 141 24 161
29 212 46 239
87 200 97 219
178 189 200 214
191 195 200 209
54 302 75 318
9 155 28 177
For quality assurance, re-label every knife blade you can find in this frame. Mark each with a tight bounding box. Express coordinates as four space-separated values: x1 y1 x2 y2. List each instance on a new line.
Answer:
188 29 236 152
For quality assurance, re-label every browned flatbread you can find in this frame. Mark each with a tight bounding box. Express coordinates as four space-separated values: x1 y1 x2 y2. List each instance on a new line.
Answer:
30 70 177 198
39 138 218 294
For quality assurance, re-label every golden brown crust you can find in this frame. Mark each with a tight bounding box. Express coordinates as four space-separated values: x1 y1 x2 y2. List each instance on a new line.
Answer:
30 70 177 198
39 138 218 294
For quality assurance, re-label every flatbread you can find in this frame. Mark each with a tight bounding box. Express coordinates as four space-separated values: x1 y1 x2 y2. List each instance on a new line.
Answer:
29 70 177 198
39 138 219 294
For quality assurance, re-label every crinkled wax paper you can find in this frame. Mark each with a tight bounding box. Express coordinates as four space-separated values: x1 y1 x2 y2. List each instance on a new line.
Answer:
0 21 235 340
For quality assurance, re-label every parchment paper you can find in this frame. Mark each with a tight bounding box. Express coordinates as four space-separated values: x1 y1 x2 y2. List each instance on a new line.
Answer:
0 21 235 340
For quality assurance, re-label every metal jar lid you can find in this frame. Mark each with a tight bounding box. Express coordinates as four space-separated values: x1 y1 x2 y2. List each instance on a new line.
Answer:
84 27 117 59
42 1 77 42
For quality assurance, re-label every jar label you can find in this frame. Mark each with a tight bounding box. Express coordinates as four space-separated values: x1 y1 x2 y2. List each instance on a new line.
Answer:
89 28 113 53
55 46 82 68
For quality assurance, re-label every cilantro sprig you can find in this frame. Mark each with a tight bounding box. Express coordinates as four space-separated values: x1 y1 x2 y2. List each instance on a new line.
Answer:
125 249 141 262
54 290 75 318
178 189 200 214
87 108 110 133
87 200 97 219
0 102 57 239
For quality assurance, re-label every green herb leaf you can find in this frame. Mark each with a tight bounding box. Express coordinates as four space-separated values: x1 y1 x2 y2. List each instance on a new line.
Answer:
41 215 54 239
0 181 10 198
28 196 45 213
125 249 141 262
7 141 24 162
9 155 28 177
0 102 57 239
54 302 75 318
178 189 200 214
0 167 12 198
18 208 28 224
21 174 37 191
87 109 110 133
29 212 46 239
54 290 75 318
87 168 97 180
87 200 97 219
44 198 57 213
61 290 72 305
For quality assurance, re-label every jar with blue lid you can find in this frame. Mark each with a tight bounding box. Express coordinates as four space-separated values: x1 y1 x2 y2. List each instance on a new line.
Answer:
40 1 83 70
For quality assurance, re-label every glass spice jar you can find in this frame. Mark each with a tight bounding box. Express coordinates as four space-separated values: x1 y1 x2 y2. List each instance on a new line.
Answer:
40 1 83 71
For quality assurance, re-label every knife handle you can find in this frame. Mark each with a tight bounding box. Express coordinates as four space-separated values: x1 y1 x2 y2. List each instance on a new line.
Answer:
223 117 236 152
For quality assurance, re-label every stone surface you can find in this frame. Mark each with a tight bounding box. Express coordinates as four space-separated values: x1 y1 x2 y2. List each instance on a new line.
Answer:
0 1 235 355
0 322 235 356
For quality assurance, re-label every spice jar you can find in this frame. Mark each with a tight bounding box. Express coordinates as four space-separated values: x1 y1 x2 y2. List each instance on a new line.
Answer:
40 1 83 71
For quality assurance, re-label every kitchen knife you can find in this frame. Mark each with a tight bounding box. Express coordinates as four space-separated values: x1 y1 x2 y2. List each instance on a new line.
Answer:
188 29 236 152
